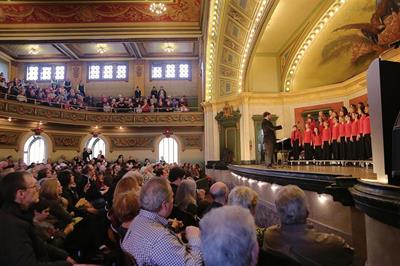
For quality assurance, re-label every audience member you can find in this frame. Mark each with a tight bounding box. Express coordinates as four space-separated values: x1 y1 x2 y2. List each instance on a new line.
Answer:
199 181 228 218
263 185 353 266
200 206 259 266
122 177 202 265
0 171 75 265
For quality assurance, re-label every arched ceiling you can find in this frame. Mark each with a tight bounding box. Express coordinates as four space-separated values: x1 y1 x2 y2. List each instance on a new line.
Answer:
253 0 400 92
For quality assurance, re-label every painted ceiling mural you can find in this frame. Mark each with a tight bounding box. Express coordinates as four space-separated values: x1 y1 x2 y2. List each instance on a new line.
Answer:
292 0 400 91
0 0 201 24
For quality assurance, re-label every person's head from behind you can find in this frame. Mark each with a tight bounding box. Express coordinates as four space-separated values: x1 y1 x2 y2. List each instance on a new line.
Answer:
113 191 140 224
210 181 229 205
275 185 308 225
263 111 271 119
175 178 197 211
140 177 173 218
57 170 75 189
168 166 186 185
113 176 139 200
200 206 259 266
228 186 258 216
0 171 39 209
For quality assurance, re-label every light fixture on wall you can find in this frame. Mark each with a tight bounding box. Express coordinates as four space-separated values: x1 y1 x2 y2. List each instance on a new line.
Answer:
163 128 173 138
96 44 107 54
163 43 175 53
149 3 167 15
28 46 39 55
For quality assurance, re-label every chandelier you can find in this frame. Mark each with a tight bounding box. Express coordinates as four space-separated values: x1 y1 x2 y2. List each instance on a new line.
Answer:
149 3 167 15
28 46 39 55
96 44 107 54
163 43 175 53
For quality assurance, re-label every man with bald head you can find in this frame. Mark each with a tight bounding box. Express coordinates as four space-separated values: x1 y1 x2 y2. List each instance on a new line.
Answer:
199 181 229 218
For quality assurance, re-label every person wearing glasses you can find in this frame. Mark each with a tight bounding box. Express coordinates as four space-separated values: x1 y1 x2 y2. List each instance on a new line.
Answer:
0 171 76 265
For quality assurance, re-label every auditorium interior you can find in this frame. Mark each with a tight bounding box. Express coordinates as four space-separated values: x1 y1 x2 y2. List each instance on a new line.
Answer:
0 0 399 265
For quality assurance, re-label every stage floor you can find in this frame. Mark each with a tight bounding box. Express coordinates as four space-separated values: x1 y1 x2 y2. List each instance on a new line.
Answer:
238 164 377 180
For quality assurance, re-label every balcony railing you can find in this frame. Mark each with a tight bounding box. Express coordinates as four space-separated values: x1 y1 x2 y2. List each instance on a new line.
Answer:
0 97 204 127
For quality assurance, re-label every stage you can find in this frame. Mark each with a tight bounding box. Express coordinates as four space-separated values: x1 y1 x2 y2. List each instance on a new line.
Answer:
235 164 377 180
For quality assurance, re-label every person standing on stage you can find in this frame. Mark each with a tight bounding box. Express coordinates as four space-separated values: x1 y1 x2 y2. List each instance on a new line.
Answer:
331 117 340 160
290 125 302 160
338 116 346 160
303 122 313 161
351 112 361 160
262 112 282 167
322 121 331 160
313 127 322 161
345 114 352 160
361 105 372 159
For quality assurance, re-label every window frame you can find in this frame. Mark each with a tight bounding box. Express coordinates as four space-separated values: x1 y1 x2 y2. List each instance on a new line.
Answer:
23 135 47 165
150 61 192 81
87 62 129 82
25 63 66 82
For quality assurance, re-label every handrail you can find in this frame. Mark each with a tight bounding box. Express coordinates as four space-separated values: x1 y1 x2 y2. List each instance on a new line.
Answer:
0 93 202 113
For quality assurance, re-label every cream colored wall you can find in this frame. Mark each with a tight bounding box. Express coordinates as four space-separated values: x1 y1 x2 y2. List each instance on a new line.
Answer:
144 60 199 97
0 129 204 164
12 60 200 98
248 56 280 92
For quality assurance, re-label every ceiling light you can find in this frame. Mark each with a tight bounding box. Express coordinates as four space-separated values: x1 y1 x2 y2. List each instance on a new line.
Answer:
150 3 167 15
163 43 175 53
96 44 106 54
28 46 39 55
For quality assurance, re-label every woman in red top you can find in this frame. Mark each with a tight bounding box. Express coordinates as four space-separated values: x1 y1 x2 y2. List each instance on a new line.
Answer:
317 116 325 134
345 114 352 160
351 112 361 159
290 125 302 160
313 127 322 160
303 123 313 160
358 107 366 159
322 121 331 160
338 116 346 160
361 106 372 159
331 117 340 160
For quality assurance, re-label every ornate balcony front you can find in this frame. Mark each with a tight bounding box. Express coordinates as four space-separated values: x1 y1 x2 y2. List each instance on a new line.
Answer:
0 99 204 127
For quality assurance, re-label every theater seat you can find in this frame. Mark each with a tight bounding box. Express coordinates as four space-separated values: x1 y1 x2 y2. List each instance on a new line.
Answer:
258 249 302 266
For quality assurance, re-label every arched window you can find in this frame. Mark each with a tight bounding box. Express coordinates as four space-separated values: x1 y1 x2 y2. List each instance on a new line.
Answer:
86 137 106 159
159 137 178 164
23 135 47 165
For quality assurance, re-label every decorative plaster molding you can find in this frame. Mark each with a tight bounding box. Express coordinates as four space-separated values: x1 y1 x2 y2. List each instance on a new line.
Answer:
177 134 203 151
0 130 22 151
49 134 83 152
109 135 157 152
0 100 204 127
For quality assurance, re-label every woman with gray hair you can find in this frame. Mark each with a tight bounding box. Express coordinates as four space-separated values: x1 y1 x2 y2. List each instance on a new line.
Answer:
228 186 258 215
170 178 198 227
263 185 353 266
200 206 259 266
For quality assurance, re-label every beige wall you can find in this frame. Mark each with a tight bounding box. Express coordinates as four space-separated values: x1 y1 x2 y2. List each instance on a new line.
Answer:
248 56 280 92
0 129 204 164
144 60 200 97
12 60 200 99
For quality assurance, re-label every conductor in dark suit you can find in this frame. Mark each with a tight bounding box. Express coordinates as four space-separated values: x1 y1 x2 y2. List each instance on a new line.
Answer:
262 112 282 167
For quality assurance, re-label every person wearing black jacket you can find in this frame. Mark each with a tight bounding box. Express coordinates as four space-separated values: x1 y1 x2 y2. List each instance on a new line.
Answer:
0 171 75 265
262 112 282 167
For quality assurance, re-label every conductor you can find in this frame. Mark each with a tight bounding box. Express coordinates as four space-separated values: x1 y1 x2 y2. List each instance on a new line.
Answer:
262 112 282 167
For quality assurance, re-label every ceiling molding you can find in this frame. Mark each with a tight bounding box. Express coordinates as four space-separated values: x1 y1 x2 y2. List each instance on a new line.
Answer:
123 42 137 58
52 44 80 60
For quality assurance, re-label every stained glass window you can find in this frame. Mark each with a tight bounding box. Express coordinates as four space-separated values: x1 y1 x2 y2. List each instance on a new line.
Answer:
89 65 101 80
179 64 189 78
150 62 191 80
165 64 176 78
26 64 65 82
116 65 127 79
151 66 163 79
40 66 52 81
54 66 65 80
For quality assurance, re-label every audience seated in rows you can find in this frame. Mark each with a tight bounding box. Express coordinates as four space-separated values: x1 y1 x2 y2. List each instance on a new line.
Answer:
0 77 192 113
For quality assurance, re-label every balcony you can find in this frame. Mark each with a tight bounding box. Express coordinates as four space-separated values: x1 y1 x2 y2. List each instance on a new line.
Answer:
0 98 204 127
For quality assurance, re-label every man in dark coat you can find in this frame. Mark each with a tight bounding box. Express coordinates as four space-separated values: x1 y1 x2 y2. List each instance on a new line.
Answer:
262 112 282 167
0 171 75 265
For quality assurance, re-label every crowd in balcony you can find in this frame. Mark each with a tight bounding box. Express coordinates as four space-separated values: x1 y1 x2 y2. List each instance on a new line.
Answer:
0 73 192 113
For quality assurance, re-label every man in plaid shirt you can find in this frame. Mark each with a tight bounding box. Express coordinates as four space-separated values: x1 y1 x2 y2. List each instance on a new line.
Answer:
122 177 202 266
